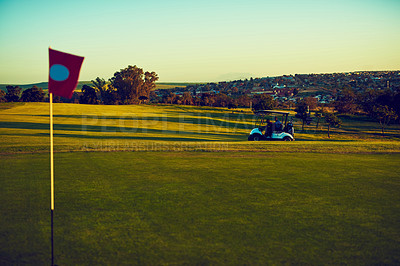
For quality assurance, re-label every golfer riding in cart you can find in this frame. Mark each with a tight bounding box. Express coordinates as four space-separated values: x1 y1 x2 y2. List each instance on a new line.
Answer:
248 110 295 141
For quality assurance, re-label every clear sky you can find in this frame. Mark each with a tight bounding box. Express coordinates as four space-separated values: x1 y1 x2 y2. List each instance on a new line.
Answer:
0 0 399 83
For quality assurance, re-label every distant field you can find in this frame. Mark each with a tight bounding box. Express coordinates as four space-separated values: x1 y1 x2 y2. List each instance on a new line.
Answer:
1 102 400 264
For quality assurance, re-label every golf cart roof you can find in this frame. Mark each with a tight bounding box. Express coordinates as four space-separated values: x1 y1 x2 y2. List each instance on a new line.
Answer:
254 110 290 116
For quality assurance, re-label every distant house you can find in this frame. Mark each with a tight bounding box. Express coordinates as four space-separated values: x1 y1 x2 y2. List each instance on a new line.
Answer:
273 83 286 89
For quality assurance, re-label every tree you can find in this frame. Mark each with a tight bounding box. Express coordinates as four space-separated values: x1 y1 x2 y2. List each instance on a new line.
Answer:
370 105 398 135
70 92 80 104
252 94 275 111
214 93 231 107
295 100 310 131
196 92 215 106
143 71 158 97
391 91 400 120
149 91 160 103
20 86 45 102
334 85 358 114
165 92 177 104
52 95 63 103
236 95 251 108
0 90 7 102
110 65 158 104
314 108 324 130
79 85 98 104
359 89 400 131
181 92 193 105
5 85 22 102
91 77 107 104
374 89 400 122
228 100 238 110
359 88 381 115
324 112 341 138
101 84 120 105
303 96 318 111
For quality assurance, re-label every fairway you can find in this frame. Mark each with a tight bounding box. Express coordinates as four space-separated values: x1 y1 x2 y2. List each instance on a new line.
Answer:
1 102 400 265
1 102 400 154
1 151 399 265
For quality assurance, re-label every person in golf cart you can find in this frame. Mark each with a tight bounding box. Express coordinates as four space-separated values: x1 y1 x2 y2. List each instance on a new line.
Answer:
265 119 273 137
286 119 294 136
274 116 283 131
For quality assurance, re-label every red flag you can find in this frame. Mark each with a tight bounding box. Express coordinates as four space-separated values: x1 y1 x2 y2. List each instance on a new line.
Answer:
48 48 84 99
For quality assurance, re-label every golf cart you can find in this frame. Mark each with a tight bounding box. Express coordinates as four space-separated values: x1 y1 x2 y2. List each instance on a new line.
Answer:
248 110 295 141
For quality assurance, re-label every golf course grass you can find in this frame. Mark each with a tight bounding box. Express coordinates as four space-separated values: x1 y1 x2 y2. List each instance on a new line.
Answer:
1 102 400 265
1 151 400 265
1 102 399 154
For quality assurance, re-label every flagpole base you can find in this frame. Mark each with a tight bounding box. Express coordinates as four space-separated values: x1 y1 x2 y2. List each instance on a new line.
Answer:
51 209 54 266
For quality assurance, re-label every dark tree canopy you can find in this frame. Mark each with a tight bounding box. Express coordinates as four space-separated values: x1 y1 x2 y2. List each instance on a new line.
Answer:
324 112 342 138
181 92 193 105
371 104 398 135
20 86 45 102
79 85 98 104
359 88 382 115
302 96 318 111
5 85 22 102
295 99 310 131
91 77 107 104
334 85 358 114
252 94 275 111
314 108 324 130
110 65 158 104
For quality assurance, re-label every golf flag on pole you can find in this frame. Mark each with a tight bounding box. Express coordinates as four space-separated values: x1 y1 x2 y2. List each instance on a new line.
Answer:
48 48 84 98
48 47 84 265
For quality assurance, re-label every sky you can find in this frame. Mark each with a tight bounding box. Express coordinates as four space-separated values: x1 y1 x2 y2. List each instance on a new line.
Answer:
0 0 399 84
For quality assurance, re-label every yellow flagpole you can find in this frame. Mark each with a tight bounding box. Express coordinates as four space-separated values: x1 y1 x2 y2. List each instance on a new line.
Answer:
50 92 55 265
50 92 54 210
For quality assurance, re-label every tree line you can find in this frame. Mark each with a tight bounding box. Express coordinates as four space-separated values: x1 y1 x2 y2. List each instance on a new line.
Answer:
293 86 399 136
0 65 158 105
0 85 46 103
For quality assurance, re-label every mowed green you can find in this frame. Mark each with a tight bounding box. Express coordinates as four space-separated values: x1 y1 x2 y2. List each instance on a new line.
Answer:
1 151 399 265
1 103 400 264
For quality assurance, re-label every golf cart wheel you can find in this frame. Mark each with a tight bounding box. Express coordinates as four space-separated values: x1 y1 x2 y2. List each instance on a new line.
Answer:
283 136 292 141
253 134 262 141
